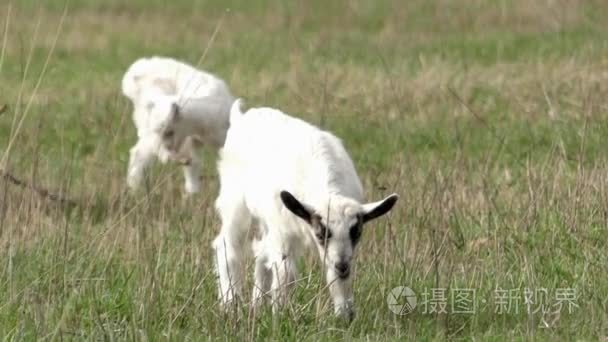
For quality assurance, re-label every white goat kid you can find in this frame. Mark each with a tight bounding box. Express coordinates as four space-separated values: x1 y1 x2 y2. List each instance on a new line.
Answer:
122 56 235 194
213 100 398 320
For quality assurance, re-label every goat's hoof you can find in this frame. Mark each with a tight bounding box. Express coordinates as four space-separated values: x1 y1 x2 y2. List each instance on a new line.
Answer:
335 305 355 322
184 188 200 196
184 182 201 195
126 178 141 191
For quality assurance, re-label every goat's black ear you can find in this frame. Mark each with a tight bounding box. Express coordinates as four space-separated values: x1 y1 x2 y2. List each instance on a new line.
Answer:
280 190 313 224
361 194 398 223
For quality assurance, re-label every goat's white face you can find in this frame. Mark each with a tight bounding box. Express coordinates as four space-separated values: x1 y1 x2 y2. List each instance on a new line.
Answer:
141 95 184 154
281 192 397 278
280 191 398 317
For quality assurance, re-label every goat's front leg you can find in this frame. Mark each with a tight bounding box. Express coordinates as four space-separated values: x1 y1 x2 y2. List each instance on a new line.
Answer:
180 138 201 194
252 255 272 307
212 195 251 307
251 238 272 307
127 136 158 190
268 252 297 314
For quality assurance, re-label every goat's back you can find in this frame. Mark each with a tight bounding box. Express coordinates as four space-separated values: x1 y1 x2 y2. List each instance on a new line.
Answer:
122 56 232 102
219 107 363 203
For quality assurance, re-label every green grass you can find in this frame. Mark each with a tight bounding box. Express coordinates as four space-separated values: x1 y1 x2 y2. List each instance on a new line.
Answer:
1 0 608 339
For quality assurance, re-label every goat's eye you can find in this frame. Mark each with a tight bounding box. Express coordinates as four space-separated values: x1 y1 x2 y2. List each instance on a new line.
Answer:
163 130 174 139
315 224 332 245
349 224 362 245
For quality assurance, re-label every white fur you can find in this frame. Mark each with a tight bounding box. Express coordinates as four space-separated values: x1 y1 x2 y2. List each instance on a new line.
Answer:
122 56 235 194
213 99 398 319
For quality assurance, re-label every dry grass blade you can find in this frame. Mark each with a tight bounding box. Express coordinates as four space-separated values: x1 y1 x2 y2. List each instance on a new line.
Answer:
0 2 10 73
0 4 68 168
1 168 78 207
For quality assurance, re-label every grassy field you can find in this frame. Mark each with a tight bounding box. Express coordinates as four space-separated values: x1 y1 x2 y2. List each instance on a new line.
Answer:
1 0 608 339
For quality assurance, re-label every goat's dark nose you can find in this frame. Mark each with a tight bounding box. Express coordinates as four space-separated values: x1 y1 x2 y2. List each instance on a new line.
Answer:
335 262 350 278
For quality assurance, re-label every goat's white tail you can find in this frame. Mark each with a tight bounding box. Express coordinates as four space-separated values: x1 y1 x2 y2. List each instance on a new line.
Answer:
121 73 140 101
121 59 151 100
229 98 244 125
